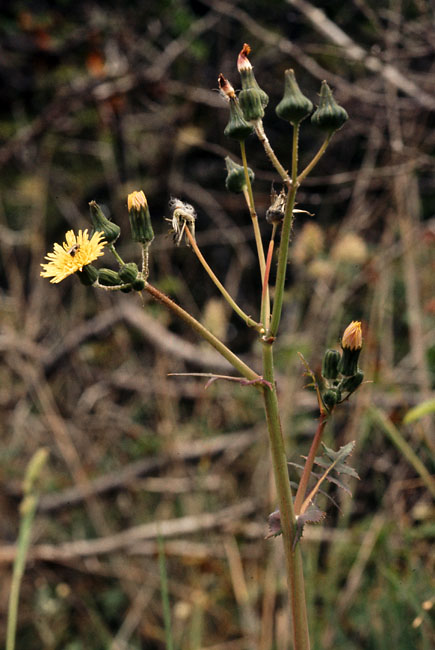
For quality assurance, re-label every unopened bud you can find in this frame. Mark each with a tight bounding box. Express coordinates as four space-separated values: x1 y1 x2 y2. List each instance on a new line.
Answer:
223 96 254 141
322 387 341 410
127 190 154 244
339 321 362 376
119 262 139 284
98 268 122 286
311 81 348 134
322 349 341 380
77 263 99 286
89 201 120 244
237 43 269 121
225 156 254 193
276 69 313 125
340 370 364 393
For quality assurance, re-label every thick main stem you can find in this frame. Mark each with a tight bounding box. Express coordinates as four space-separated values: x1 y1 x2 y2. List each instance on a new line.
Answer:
262 342 310 650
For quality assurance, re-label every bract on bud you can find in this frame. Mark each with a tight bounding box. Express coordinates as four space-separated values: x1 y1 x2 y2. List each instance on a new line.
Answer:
225 156 254 193
98 268 122 286
77 263 99 286
322 348 341 380
340 370 364 394
237 43 269 121
276 69 313 125
339 321 363 376
311 81 348 134
127 190 154 244
89 200 120 244
119 262 139 284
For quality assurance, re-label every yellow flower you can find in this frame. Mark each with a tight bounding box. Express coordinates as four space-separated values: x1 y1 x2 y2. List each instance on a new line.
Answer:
342 321 363 350
40 229 106 283
127 190 147 213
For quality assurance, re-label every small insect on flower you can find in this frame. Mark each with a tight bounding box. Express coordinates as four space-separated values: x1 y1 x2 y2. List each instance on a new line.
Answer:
67 243 80 257
166 198 197 246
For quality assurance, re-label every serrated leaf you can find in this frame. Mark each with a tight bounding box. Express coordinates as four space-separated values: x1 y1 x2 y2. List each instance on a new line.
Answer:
292 507 326 550
265 510 282 539
314 441 360 479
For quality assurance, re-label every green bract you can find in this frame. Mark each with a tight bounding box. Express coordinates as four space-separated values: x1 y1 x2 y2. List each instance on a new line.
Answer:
276 69 313 124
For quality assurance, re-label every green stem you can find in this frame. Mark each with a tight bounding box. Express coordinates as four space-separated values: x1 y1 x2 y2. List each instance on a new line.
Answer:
269 184 298 337
7 449 48 650
109 244 125 266
240 141 270 328
240 141 266 280
253 120 291 188
184 227 264 333
297 135 331 185
262 343 310 650
143 282 260 383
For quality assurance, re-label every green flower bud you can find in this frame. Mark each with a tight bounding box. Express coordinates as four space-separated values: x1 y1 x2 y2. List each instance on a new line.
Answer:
225 156 254 193
98 268 122 286
224 98 254 141
237 43 268 121
77 263 98 286
127 191 154 244
322 349 341 380
121 285 133 293
132 278 145 291
338 321 363 376
340 370 364 393
89 200 121 244
322 387 341 410
311 81 348 134
276 69 313 124
119 262 138 284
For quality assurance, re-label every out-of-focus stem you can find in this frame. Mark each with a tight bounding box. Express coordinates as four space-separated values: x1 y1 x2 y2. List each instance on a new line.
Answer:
184 227 264 333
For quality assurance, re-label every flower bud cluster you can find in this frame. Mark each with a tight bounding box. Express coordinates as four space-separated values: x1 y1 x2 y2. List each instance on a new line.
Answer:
320 321 364 411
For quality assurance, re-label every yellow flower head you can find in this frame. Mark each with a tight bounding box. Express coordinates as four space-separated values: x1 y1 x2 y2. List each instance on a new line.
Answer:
127 190 147 213
40 229 106 283
342 321 363 350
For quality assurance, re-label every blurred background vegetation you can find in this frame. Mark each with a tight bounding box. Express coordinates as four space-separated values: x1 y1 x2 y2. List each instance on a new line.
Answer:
0 0 434 648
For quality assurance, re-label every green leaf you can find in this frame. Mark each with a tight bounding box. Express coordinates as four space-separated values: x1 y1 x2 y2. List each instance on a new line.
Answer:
314 441 360 479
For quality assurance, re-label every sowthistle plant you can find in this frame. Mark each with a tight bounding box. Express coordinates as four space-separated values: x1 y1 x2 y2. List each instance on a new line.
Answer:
40 44 364 650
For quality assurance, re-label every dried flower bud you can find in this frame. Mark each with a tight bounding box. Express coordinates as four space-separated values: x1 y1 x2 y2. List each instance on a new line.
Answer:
311 81 348 134
218 73 236 100
225 156 254 193
127 190 154 244
266 187 287 224
339 321 363 376
89 200 120 244
237 43 269 121
276 69 313 125
322 349 341 380
167 198 197 246
119 262 139 284
76 263 99 286
98 268 122 286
